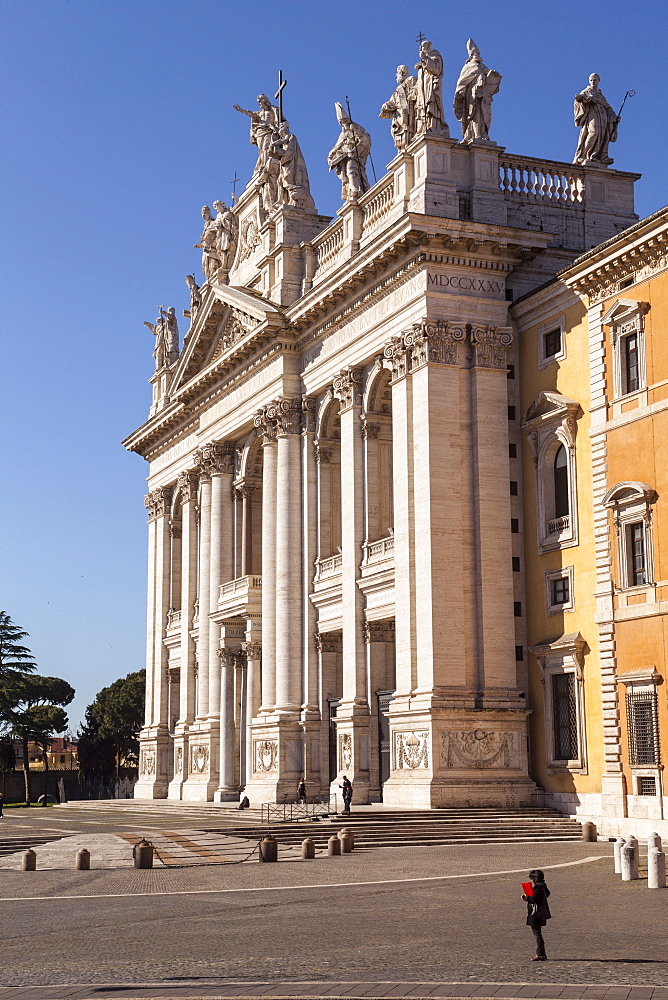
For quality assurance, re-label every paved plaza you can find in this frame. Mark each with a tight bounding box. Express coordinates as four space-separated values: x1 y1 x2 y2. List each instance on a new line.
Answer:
0 804 667 997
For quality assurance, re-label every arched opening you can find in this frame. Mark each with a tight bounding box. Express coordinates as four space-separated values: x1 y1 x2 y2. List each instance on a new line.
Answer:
315 397 342 560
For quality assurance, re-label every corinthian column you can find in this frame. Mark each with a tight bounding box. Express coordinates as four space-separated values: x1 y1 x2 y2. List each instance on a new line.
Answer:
203 443 234 718
255 408 277 713
273 397 303 714
195 466 211 720
332 368 369 801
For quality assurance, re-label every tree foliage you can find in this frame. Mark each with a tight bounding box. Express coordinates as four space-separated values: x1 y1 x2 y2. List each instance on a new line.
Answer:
78 670 145 781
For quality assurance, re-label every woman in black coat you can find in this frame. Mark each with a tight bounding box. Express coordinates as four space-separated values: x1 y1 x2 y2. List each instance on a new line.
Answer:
522 868 551 960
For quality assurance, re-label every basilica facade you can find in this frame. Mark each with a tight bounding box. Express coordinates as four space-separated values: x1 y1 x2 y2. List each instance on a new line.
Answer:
124 39 649 820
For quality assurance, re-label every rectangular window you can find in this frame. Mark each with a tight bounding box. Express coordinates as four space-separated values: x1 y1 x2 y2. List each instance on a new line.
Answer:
507 364 515 379
508 406 516 421
626 690 660 766
543 327 562 359
552 673 578 761
626 521 646 586
551 576 570 606
624 333 640 394
509 443 517 458
511 518 519 533
510 481 518 496
637 776 657 796
512 556 520 572
515 645 524 661
514 601 522 617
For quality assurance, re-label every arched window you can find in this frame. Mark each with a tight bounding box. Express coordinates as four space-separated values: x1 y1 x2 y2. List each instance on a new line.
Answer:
554 446 569 519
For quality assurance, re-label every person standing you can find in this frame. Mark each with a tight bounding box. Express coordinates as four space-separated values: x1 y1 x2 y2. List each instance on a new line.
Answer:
522 868 551 961
0 791 3 818
340 775 353 814
297 778 307 804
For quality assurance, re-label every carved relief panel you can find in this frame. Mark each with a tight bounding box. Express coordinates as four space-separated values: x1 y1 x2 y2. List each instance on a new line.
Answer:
254 739 278 773
440 729 518 769
395 732 429 769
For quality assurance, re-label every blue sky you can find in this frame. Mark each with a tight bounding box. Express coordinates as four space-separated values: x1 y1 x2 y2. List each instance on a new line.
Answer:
1 0 667 730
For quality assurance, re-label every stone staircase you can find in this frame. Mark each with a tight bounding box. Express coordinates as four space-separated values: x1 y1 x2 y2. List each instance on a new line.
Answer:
213 807 584 852
0 833 57 857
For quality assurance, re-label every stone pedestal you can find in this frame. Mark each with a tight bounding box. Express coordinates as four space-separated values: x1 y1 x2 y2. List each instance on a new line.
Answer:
244 717 305 805
134 728 171 799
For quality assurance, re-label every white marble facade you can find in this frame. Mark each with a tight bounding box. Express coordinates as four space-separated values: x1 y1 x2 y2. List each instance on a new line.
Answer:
126 61 638 806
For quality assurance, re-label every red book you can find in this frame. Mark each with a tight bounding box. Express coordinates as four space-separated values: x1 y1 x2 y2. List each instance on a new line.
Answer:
522 881 534 897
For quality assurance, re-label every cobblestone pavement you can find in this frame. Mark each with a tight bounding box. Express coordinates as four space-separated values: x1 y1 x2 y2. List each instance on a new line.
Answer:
1 840 667 992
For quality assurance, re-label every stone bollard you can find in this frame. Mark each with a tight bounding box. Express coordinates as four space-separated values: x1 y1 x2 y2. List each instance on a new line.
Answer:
338 827 355 850
339 831 353 854
614 836 626 874
648 848 666 889
648 832 662 852
22 849 36 872
259 834 278 863
301 838 315 860
582 821 597 842
134 839 154 869
621 838 639 881
75 848 90 871
327 835 341 856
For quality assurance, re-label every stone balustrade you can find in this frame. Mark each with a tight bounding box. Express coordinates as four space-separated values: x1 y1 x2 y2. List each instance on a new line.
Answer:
361 535 395 566
166 609 182 629
314 553 343 582
500 155 585 205
219 575 262 601
547 514 570 536
361 176 395 233
313 221 345 274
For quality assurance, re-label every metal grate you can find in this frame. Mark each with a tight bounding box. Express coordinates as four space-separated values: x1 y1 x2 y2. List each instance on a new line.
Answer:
552 672 578 761
637 776 657 796
626 689 660 766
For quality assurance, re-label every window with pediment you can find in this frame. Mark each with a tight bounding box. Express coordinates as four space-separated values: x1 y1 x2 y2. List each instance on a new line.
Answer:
603 482 658 594
530 632 587 773
522 392 581 553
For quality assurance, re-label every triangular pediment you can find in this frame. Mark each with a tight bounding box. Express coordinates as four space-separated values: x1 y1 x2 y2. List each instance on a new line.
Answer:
601 298 649 325
521 390 580 428
169 283 285 394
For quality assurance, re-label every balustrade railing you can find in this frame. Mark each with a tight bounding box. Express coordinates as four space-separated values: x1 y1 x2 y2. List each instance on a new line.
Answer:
362 535 395 565
313 221 345 274
218 575 262 602
314 553 343 581
166 609 182 628
547 515 570 536
500 156 585 205
361 177 395 232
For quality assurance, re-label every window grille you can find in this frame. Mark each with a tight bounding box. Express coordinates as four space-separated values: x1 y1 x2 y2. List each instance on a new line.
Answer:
551 576 570 605
637 776 657 796
626 689 660 766
552 672 578 760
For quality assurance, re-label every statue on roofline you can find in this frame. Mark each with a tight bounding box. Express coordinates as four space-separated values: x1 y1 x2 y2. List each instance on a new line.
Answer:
453 39 501 144
573 73 619 167
379 65 418 151
415 39 448 136
234 94 315 214
194 202 237 283
327 102 372 202
183 274 201 323
143 306 179 369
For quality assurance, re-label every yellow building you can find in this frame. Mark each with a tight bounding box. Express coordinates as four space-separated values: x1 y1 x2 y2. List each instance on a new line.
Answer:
515 206 668 838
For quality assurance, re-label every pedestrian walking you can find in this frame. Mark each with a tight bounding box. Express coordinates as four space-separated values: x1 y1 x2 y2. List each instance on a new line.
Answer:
522 868 551 961
340 775 353 814
297 778 307 804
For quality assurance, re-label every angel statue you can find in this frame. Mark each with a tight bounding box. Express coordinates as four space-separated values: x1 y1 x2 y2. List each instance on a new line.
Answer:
143 306 179 369
327 102 372 202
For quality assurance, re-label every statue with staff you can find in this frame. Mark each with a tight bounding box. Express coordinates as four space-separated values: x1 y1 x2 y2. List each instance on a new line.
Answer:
327 101 372 201
573 74 633 167
453 39 501 143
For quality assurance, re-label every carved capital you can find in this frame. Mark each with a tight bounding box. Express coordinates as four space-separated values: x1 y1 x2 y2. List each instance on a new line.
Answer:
176 471 198 504
254 407 277 444
314 631 341 654
362 620 396 644
242 640 262 660
470 324 513 369
194 441 234 477
333 367 363 410
410 319 467 368
218 647 238 667
360 416 380 440
314 440 332 464
234 480 256 500
384 336 409 381
302 395 316 433
271 396 302 436
144 486 172 521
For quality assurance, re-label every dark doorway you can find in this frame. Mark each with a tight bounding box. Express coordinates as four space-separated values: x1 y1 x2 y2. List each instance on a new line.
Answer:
377 691 393 796
328 698 339 783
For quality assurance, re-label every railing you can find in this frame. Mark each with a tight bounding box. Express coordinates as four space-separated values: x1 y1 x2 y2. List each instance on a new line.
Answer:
261 795 337 825
362 534 395 565
313 220 345 273
166 609 182 629
547 515 570 536
362 176 395 232
314 553 343 582
219 575 262 601
500 156 584 205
